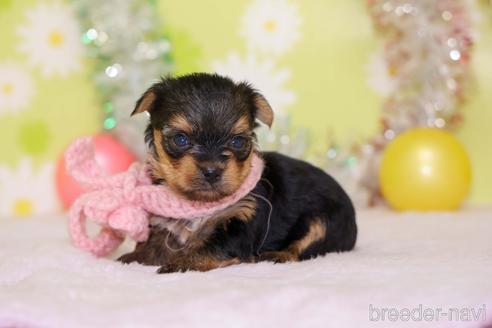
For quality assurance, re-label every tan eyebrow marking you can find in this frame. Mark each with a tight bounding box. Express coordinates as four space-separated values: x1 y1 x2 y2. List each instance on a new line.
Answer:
231 116 251 134
168 114 193 134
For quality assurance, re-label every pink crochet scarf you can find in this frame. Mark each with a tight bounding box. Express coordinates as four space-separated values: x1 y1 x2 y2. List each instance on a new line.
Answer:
66 137 264 257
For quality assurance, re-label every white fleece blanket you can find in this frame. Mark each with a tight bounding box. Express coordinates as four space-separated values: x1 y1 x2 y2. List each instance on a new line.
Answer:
0 208 491 328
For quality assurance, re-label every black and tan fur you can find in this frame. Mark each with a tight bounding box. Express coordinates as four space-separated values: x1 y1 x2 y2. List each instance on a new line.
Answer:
118 73 357 273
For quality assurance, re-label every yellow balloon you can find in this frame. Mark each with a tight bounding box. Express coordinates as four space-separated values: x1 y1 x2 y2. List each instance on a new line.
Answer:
379 128 472 211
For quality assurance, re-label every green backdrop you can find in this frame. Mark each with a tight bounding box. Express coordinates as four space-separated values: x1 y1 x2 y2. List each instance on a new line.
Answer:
0 0 490 215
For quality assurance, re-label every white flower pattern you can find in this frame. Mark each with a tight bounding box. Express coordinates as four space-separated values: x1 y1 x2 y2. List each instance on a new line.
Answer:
212 52 295 114
240 0 302 55
0 159 60 218
0 62 35 116
17 1 83 78
366 50 397 97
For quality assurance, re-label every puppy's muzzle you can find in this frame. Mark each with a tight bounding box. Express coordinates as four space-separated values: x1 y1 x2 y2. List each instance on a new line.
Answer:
199 165 224 184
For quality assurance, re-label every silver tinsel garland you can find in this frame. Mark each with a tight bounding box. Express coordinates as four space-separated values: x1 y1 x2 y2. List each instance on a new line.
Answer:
261 0 473 207
71 0 174 158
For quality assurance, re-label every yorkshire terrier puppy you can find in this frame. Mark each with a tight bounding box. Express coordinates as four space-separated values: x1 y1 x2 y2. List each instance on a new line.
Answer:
118 73 357 273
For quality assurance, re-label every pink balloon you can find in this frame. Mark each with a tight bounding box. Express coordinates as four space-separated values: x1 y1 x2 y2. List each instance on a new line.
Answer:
56 134 136 209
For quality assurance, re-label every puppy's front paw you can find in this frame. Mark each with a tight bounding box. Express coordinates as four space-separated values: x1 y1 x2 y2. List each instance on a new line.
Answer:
157 263 187 274
258 251 297 264
156 257 241 273
117 252 141 264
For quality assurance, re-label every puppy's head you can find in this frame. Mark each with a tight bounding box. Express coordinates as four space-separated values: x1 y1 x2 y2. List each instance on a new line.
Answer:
132 73 273 202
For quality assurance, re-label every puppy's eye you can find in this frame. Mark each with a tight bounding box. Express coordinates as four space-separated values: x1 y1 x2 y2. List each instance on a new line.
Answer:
230 136 246 149
173 133 190 148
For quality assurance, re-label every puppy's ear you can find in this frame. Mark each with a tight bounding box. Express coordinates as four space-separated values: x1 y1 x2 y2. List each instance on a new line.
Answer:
131 87 157 116
237 82 274 128
252 93 274 128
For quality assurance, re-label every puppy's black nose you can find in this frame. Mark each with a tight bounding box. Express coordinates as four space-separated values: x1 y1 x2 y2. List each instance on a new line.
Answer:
200 166 223 184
